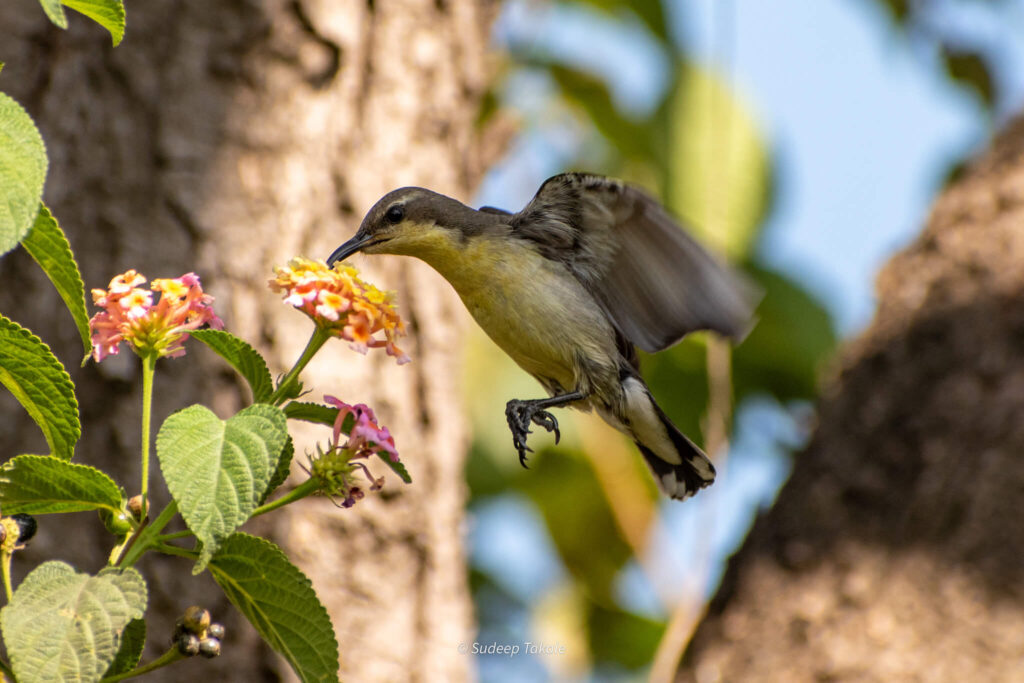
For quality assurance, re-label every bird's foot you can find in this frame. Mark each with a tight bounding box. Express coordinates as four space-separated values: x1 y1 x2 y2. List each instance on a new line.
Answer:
505 399 561 468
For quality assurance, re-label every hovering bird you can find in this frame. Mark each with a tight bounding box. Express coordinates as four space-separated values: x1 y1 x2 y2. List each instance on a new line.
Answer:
328 173 757 500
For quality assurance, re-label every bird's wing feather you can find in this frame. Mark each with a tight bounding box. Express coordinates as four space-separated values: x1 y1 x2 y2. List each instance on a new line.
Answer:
511 173 758 353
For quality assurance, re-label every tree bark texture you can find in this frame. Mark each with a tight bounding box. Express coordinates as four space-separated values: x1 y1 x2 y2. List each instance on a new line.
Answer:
0 1 497 679
680 116 1024 682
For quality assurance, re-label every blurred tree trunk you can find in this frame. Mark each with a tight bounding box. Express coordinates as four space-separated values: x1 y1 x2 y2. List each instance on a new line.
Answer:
0 1 499 679
679 115 1024 682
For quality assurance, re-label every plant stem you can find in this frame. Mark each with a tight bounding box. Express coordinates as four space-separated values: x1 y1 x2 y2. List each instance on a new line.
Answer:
153 543 198 560
269 327 331 405
251 478 320 518
156 530 192 542
0 550 12 603
140 353 158 511
100 647 185 682
119 501 178 569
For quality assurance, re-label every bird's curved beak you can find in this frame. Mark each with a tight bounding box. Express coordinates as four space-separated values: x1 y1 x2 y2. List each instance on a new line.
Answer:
327 233 374 267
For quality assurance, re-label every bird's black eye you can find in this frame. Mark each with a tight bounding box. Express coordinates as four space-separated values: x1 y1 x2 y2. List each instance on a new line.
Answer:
385 205 405 224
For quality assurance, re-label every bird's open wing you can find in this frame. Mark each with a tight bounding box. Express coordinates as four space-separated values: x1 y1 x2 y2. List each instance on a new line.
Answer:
511 173 758 353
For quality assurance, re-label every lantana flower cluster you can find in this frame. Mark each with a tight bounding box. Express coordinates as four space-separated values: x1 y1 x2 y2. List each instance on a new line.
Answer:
269 258 409 364
309 396 401 507
89 270 223 362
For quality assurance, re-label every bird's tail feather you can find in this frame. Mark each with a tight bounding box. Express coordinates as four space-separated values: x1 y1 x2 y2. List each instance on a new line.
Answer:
622 377 715 500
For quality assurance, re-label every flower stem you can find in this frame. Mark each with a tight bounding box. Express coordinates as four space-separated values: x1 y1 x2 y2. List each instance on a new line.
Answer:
153 543 198 560
270 327 331 405
140 353 158 511
1 549 12 603
100 646 185 682
251 478 320 518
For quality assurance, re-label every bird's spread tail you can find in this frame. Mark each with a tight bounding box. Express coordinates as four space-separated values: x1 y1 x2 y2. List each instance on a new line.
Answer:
621 377 715 500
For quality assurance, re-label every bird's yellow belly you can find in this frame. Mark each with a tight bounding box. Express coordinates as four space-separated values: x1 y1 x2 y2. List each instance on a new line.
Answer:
431 240 616 395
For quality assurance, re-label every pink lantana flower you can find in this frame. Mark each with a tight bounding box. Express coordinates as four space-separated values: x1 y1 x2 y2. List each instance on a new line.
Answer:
89 270 223 362
269 258 409 364
309 395 403 508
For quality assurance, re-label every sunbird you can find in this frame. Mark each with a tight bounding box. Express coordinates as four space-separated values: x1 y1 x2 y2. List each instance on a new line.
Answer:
328 173 757 499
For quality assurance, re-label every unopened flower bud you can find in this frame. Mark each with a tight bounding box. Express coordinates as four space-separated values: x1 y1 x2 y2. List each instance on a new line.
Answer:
11 514 37 544
182 606 211 634
199 637 222 658
127 495 147 521
177 633 200 657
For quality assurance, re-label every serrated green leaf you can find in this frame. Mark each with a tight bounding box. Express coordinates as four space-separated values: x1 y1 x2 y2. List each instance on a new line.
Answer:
21 204 92 358
0 454 121 515
377 452 411 484
38 0 68 27
667 62 770 261
0 562 146 683
283 401 339 427
103 618 145 677
260 435 294 505
0 315 79 460
0 94 47 256
210 533 339 683
61 0 125 46
157 403 287 572
192 329 273 403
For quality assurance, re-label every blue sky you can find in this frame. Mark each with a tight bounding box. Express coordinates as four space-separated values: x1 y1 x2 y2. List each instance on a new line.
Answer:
470 1 1024 679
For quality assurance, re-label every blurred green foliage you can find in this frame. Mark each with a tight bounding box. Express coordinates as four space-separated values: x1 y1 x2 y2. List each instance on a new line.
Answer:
468 0 838 677
873 0 1005 115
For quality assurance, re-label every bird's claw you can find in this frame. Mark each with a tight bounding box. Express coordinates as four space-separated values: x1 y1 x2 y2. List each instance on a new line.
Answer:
505 399 561 469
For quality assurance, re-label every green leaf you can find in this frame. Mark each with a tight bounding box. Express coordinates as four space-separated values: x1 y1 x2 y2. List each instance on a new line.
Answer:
0 94 47 256
586 601 665 669
260 435 294 505
0 562 146 683
0 315 79 460
38 0 68 27
942 47 997 110
732 263 837 403
573 0 667 43
547 64 654 163
378 452 412 484
157 403 287 571
21 204 92 358
61 0 125 46
520 451 633 602
192 329 274 403
103 618 145 678
0 454 121 515
209 533 339 683
283 401 338 427
666 62 771 261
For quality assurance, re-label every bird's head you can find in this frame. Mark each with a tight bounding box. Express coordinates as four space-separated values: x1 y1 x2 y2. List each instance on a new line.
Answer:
328 187 484 267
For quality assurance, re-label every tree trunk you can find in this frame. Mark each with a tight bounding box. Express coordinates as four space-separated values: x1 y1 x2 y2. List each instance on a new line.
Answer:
679 115 1024 682
0 1 496 679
